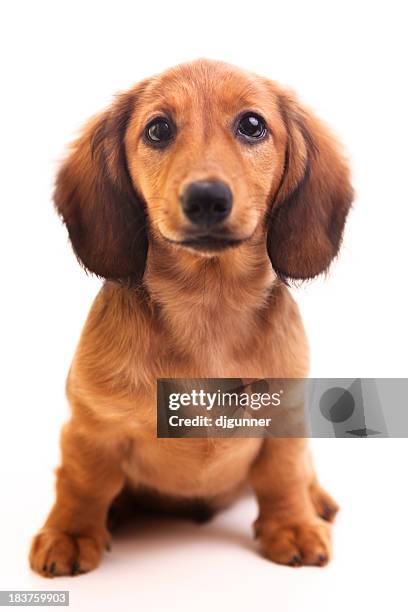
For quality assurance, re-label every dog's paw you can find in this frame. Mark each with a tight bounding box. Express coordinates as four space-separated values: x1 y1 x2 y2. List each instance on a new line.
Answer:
29 528 110 577
254 518 332 567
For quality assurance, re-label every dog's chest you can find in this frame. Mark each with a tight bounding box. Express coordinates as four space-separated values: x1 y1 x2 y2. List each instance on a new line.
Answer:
121 424 262 498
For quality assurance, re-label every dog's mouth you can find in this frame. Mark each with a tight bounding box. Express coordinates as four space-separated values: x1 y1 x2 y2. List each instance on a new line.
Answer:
162 232 246 253
180 234 246 252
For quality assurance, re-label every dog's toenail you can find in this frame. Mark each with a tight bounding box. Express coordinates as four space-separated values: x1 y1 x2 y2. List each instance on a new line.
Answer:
71 561 80 575
322 503 336 520
42 564 48 573
49 562 56 575
289 554 302 567
317 554 328 565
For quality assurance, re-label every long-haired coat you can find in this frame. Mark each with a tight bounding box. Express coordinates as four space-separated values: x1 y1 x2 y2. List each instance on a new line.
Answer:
30 59 352 576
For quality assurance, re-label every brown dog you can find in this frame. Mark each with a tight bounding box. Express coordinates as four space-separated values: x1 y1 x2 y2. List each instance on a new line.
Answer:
30 59 352 577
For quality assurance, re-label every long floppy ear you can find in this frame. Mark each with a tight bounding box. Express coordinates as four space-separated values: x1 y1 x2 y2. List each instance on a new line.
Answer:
54 90 148 282
267 92 353 281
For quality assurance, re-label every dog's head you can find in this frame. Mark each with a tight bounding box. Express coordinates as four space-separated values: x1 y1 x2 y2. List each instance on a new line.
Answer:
55 59 353 283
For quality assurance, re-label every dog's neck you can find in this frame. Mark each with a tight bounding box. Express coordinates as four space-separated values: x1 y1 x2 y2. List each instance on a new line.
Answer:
143 233 277 360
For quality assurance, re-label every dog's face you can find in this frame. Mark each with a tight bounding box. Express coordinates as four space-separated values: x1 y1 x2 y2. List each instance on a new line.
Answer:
55 59 353 281
125 63 286 254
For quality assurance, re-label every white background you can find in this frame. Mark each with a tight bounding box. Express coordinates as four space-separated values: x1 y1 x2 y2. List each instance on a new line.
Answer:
1 1 407 610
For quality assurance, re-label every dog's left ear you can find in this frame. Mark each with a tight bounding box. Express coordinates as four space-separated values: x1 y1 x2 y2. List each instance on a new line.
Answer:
267 92 354 281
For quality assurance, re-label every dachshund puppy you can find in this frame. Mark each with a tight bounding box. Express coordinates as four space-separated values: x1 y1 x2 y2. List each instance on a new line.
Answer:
30 59 352 576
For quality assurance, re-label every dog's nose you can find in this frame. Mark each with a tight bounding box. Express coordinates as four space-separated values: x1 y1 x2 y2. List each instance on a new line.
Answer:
181 181 232 228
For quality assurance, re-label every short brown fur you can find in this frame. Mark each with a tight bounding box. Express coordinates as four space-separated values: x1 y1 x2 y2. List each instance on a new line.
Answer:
30 60 351 576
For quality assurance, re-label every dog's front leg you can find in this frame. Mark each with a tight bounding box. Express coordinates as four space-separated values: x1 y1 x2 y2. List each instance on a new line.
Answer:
29 419 125 577
250 438 337 567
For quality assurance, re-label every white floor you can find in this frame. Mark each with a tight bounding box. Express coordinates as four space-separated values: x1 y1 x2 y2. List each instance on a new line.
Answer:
1 439 406 612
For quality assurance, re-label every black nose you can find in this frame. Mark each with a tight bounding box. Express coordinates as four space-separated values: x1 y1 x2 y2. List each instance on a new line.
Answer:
181 181 232 228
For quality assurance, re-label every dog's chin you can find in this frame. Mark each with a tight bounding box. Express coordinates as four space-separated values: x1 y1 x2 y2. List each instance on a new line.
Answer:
161 232 247 255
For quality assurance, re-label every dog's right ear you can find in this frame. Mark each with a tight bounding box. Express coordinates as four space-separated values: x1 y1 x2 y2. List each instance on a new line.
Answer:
54 90 148 282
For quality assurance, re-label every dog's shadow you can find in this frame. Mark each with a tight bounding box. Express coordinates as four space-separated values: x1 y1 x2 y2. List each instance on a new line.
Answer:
108 491 258 559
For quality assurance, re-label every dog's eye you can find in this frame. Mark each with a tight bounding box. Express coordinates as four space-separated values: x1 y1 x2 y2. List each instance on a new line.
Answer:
237 113 267 141
145 118 173 146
